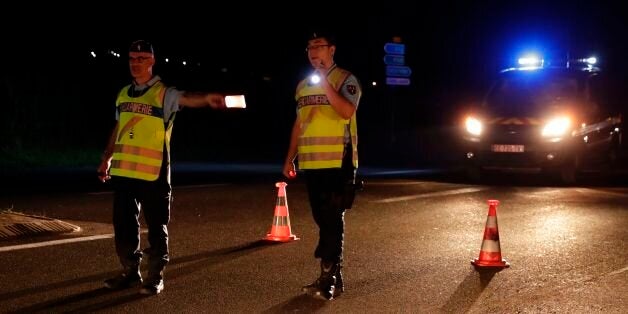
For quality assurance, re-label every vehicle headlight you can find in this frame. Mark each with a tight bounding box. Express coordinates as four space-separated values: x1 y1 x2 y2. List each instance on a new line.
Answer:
542 117 571 137
465 116 483 136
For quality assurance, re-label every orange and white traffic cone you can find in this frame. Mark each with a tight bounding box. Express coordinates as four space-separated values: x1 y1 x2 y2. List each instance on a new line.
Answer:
263 182 299 242
471 200 510 268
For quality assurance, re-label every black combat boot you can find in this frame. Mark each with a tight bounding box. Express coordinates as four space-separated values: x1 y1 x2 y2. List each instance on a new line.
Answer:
104 265 142 290
302 261 338 300
139 268 164 295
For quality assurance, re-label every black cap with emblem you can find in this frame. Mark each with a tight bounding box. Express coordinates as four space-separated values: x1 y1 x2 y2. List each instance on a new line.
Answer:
308 29 336 46
129 40 154 54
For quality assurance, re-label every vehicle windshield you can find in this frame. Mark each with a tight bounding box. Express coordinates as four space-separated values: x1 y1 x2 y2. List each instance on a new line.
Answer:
485 70 585 116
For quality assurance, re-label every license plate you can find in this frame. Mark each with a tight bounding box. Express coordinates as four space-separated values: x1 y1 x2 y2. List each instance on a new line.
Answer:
492 144 525 153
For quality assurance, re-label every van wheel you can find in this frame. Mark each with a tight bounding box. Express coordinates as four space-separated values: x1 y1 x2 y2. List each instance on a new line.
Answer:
466 166 483 183
608 146 618 168
560 166 576 184
560 156 579 185
600 145 619 179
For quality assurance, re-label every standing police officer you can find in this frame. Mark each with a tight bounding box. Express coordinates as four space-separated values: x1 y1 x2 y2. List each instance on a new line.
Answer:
98 40 225 295
282 31 362 300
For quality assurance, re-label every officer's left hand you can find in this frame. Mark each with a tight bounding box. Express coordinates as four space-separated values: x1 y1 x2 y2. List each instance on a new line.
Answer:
97 159 112 183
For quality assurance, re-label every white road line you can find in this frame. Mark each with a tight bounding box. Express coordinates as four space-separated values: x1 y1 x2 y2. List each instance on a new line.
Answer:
0 234 114 252
374 187 487 203
365 181 429 186
608 266 628 276
576 188 628 198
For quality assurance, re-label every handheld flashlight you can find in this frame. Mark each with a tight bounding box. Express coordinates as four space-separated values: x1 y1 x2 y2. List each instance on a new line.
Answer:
310 74 321 84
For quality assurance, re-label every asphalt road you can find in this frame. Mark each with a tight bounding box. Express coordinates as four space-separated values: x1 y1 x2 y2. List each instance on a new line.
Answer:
0 170 627 313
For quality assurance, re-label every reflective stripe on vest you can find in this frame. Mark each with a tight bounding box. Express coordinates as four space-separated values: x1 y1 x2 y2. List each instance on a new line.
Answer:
295 66 358 169
110 81 168 181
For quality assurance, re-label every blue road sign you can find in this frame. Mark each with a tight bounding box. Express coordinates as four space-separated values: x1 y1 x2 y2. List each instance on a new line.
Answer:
383 54 405 66
384 43 405 55
386 77 411 86
386 66 412 77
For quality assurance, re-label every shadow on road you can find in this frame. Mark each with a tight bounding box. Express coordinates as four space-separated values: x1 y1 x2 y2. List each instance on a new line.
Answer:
163 240 279 281
0 271 118 302
6 240 277 312
262 293 327 313
8 288 148 313
441 267 502 313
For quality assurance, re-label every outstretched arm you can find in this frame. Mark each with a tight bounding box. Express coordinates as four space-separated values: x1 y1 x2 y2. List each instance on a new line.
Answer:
179 92 226 109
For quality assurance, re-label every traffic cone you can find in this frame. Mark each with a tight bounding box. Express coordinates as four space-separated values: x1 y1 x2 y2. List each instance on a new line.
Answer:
471 200 510 268
263 182 299 242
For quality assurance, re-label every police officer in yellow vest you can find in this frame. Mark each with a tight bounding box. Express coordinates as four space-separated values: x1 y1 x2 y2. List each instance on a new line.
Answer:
97 40 225 295
282 31 362 300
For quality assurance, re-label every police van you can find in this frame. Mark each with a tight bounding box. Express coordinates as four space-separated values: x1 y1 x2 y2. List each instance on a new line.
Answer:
461 55 625 184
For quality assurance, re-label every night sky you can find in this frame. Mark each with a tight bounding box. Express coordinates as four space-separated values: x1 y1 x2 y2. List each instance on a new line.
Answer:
2 2 628 168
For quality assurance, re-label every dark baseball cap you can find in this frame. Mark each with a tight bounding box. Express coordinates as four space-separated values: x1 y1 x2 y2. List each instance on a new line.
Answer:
308 30 336 46
129 40 154 54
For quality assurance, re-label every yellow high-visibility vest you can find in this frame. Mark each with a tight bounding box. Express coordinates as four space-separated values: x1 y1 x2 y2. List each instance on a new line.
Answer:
110 81 173 181
295 66 359 169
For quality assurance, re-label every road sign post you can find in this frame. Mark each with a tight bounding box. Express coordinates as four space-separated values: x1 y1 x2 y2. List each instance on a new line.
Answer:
385 77 411 86
384 55 405 66
383 39 412 148
386 66 412 77
384 43 405 55
383 42 411 86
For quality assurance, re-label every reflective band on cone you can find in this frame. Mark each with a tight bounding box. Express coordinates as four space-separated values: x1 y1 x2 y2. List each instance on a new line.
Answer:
472 200 510 268
264 182 299 242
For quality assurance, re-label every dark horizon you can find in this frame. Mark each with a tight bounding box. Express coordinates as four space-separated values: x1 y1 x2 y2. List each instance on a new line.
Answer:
2 5 628 169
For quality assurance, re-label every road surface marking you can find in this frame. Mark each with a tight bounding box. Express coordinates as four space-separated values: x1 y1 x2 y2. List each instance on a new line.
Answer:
608 266 628 276
577 188 628 198
0 234 114 252
374 187 487 203
365 181 428 186
0 230 147 252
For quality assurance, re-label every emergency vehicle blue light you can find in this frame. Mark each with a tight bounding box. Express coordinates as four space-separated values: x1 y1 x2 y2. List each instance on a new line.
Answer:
518 56 542 66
